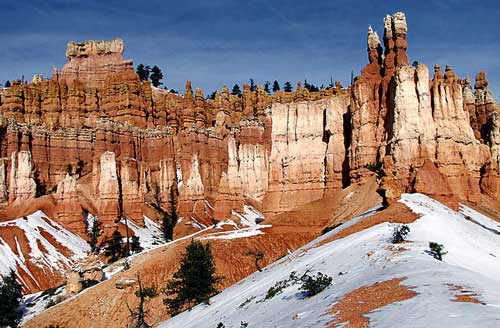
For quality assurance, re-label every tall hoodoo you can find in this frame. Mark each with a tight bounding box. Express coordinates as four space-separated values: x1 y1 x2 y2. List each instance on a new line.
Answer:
383 12 409 72
367 25 382 65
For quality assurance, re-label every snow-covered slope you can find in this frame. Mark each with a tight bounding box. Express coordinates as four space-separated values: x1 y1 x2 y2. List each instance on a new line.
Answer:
0 211 89 291
121 216 164 250
160 194 500 328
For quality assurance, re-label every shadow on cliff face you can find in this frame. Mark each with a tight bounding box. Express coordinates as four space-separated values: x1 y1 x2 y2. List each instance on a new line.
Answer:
341 109 352 189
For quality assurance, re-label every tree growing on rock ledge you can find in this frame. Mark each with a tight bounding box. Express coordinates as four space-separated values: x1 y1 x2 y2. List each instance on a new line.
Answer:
272 80 280 93
162 240 220 315
88 217 102 254
231 84 242 97
150 65 164 87
136 64 150 81
283 81 293 92
264 81 271 93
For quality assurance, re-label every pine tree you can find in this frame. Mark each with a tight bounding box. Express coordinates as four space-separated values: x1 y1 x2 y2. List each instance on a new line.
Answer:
164 187 178 242
104 229 125 262
163 240 220 315
304 80 310 90
0 270 22 328
249 79 256 92
88 217 102 254
272 80 280 93
231 84 242 97
429 242 447 261
304 80 319 92
283 81 293 92
208 91 217 100
328 76 335 88
136 64 150 81
264 81 271 93
4 80 11 88
150 66 164 87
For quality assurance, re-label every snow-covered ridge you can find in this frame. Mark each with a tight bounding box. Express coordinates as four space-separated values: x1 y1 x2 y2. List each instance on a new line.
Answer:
160 194 500 328
0 211 89 288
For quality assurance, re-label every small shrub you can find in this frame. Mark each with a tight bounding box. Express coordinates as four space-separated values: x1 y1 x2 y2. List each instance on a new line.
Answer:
216 323 225 328
263 270 333 302
392 225 410 244
239 296 256 308
240 322 249 328
265 279 289 300
429 242 447 261
299 272 332 297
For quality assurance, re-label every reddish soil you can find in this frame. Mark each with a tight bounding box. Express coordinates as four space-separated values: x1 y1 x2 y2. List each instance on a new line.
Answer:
447 284 482 304
328 278 417 327
385 244 409 255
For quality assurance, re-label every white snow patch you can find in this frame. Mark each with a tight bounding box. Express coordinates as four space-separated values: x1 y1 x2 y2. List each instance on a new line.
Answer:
176 165 183 188
0 211 89 281
20 285 66 325
215 220 239 229
120 216 163 250
232 205 265 227
201 224 271 241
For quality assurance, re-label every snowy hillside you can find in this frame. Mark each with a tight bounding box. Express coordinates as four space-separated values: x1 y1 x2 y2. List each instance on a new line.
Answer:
160 194 500 328
0 211 89 289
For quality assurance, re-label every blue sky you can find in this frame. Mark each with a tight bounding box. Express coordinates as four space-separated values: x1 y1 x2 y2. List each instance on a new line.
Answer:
0 0 499 98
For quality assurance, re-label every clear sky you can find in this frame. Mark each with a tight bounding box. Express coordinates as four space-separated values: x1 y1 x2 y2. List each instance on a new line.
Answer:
0 0 499 98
